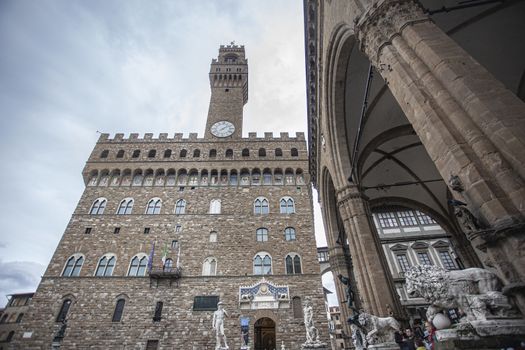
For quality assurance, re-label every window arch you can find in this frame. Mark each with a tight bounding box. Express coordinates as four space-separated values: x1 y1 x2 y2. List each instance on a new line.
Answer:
210 199 221 214
6 330 15 342
284 227 296 241
62 254 84 277
100 150 109 158
179 149 187 158
254 197 269 215
89 198 107 215
280 196 295 214
117 198 134 215
258 148 266 157
275 148 283 157
291 148 299 157
132 150 140 158
0 314 8 324
193 149 201 158
202 257 217 276
285 253 302 274
225 149 233 158
112 299 125 322
148 149 156 158
116 150 125 158
164 258 173 272
209 231 218 242
163 149 172 158
253 252 272 275
175 199 186 214
209 149 217 158
15 313 24 323
242 148 249 157
146 198 162 214
95 254 116 277
56 299 72 322
256 228 269 242
128 254 148 276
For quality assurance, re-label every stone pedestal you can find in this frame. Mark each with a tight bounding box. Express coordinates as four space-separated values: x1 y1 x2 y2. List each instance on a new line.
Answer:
435 319 525 349
367 342 399 350
301 342 328 350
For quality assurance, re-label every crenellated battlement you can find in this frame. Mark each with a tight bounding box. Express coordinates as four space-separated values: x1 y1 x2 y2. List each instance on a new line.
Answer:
97 131 306 143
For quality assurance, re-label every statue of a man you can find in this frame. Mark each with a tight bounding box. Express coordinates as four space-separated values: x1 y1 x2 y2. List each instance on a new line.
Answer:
303 299 318 343
212 302 229 349
337 274 356 311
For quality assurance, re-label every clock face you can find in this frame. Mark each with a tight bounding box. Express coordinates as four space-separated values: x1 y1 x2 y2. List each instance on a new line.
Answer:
211 121 235 137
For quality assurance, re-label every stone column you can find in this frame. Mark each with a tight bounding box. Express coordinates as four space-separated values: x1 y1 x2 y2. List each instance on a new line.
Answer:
336 184 404 318
355 0 525 313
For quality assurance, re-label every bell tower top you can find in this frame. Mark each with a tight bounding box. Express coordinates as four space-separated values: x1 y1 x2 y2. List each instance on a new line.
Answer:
205 43 248 139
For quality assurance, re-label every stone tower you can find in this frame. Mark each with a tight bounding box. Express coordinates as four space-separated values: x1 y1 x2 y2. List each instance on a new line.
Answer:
16 44 328 350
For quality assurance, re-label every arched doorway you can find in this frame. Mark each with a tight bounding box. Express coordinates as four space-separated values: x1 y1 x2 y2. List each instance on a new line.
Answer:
254 317 276 350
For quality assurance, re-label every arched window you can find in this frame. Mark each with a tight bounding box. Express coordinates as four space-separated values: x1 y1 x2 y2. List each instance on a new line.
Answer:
175 199 186 214
132 150 140 158
6 330 15 342
112 299 125 322
242 148 249 157
163 149 172 158
258 148 266 157
117 198 133 215
116 150 125 158
89 198 107 215
164 258 173 272
15 313 24 323
209 149 217 158
280 197 295 214
0 314 8 324
275 148 283 157
263 169 272 184
202 257 217 276
193 149 201 158
100 150 109 158
146 198 162 214
256 228 269 242
285 254 302 274
254 197 269 215
128 255 148 276
285 227 296 241
209 231 218 242
225 149 233 158
148 149 156 158
210 199 221 214
254 253 272 275
62 255 84 277
180 149 187 158
95 255 116 276
292 297 303 318
291 148 299 157
229 170 238 185
56 299 72 322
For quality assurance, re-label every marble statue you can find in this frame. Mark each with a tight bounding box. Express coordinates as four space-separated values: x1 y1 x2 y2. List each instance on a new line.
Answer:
405 265 519 324
212 302 229 349
303 298 319 343
350 323 366 350
357 312 400 344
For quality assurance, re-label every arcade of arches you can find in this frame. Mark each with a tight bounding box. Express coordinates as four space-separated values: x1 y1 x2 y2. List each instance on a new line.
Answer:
305 0 525 346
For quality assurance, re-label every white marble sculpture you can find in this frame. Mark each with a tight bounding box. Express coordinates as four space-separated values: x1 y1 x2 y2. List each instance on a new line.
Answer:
357 312 400 345
212 302 229 350
405 265 519 324
303 299 319 344
350 323 366 350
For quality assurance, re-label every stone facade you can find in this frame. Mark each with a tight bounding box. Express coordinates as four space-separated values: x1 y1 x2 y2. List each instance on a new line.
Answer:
0 293 33 348
13 45 328 349
305 0 525 347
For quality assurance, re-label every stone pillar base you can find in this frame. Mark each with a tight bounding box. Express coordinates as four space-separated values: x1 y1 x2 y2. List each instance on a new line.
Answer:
435 319 525 349
367 342 399 350
301 342 328 350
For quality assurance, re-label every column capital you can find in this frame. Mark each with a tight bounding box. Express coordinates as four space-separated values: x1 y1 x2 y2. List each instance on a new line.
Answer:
354 0 430 65
336 184 368 207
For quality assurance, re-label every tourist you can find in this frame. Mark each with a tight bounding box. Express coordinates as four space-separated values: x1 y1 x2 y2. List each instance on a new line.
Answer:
415 338 426 350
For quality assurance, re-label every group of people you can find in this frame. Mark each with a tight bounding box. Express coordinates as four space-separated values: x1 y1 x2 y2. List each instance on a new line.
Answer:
394 320 435 350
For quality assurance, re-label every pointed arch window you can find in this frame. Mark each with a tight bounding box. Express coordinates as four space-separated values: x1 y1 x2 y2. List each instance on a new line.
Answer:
62 255 84 277
117 198 134 215
254 253 272 275
112 299 125 322
146 198 162 214
285 254 302 274
56 299 72 322
280 197 295 214
202 257 217 276
175 199 186 214
254 197 269 215
128 255 148 276
164 258 173 272
95 255 116 276
256 228 268 242
284 227 296 241
89 198 107 215
210 199 221 214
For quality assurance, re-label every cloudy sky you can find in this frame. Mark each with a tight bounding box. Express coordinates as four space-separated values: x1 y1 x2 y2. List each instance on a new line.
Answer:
0 0 337 306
